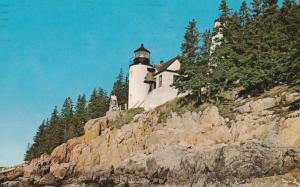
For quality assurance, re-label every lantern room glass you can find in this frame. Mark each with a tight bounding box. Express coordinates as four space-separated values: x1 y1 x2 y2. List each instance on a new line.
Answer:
135 51 150 58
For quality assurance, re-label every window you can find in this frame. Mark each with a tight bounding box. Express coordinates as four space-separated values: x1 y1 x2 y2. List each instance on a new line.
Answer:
159 75 162 87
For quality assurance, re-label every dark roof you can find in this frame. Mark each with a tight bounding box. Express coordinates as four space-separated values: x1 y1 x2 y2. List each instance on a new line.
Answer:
134 44 150 53
154 56 180 75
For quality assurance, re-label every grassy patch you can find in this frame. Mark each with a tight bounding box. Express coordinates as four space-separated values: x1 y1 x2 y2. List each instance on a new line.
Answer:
288 84 300 93
152 85 300 124
258 84 289 99
156 97 209 123
110 108 144 129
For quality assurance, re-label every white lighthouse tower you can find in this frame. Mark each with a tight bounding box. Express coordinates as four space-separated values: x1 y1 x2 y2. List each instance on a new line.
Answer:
128 44 152 109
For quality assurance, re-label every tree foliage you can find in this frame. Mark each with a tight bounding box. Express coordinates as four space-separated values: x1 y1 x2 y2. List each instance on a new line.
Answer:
25 88 109 161
25 68 130 161
111 68 128 109
174 0 300 101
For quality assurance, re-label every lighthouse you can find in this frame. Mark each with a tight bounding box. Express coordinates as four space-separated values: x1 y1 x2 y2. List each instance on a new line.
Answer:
128 44 152 109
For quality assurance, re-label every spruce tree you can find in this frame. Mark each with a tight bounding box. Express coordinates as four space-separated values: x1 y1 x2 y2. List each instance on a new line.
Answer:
239 1 251 26
193 30 213 103
48 106 63 151
111 69 127 108
61 97 75 141
219 0 231 23
88 88 108 118
88 88 99 119
251 0 263 17
283 1 300 83
98 88 109 116
210 5 241 100
74 94 88 136
24 120 48 160
173 19 199 96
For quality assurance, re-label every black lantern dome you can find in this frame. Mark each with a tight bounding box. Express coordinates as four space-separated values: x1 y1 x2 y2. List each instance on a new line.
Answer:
132 44 150 65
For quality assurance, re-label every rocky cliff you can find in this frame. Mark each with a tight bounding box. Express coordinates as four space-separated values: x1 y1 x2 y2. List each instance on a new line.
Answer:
1 87 300 187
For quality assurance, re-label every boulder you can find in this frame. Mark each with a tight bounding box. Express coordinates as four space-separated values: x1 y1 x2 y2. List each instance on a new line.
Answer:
50 137 84 164
237 97 277 114
35 173 57 186
281 92 300 105
237 171 300 187
50 163 71 179
200 106 225 126
0 166 24 182
23 154 50 178
0 181 22 187
84 117 107 142
278 115 300 147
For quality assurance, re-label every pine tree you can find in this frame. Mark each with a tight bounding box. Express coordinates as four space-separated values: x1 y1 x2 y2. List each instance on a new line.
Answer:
24 120 48 160
210 6 241 100
48 106 63 151
88 88 99 119
282 1 300 83
61 97 75 141
111 69 127 108
98 88 109 116
88 88 108 118
74 94 88 136
193 30 213 103
262 0 279 15
219 0 231 23
173 19 199 96
251 0 263 17
239 1 251 26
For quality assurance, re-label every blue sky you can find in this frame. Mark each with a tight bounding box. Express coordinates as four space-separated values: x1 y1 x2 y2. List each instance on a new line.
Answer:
0 0 282 166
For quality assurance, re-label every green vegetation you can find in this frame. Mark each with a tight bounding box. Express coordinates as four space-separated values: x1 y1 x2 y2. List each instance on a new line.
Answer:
174 0 300 104
110 68 129 109
110 108 144 129
156 97 212 123
25 70 128 161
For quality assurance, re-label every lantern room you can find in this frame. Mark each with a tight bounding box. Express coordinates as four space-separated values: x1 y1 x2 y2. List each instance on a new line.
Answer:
133 44 150 65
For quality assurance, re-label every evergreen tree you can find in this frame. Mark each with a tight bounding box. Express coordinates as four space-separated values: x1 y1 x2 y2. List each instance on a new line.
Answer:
210 8 241 100
88 88 99 118
88 88 108 118
74 94 88 136
111 69 127 108
173 19 199 97
193 30 213 102
282 1 300 83
219 0 231 23
251 0 263 16
48 106 63 151
98 88 109 116
239 1 251 26
61 97 75 141
262 0 279 15
24 120 48 161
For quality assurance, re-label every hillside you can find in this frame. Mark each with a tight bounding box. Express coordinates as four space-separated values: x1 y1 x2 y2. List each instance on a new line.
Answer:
1 85 300 187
